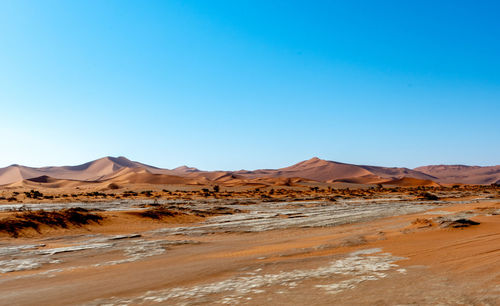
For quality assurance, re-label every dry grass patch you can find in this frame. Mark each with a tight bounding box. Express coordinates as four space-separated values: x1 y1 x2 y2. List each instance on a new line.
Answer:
0 208 103 237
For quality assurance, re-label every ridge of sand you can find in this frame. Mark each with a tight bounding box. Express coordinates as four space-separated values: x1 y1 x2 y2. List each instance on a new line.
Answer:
2 156 498 187
415 164 500 184
380 177 441 187
238 157 438 183
3 176 95 189
100 168 200 185
328 174 388 184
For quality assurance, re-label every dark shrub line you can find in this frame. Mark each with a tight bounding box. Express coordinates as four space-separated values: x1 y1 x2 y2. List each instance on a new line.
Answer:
0 208 103 238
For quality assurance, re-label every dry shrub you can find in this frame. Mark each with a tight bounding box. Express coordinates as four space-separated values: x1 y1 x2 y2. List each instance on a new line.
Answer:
136 207 179 219
411 218 433 227
419 192 439 200
0 208 103 238
108 183 120 190
439 218 480 228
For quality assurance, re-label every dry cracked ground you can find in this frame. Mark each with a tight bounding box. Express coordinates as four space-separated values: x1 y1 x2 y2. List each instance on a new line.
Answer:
0 192 499 305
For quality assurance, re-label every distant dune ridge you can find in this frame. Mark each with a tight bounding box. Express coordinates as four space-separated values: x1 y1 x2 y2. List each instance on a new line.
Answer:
414 164 500 185
0 156 498 187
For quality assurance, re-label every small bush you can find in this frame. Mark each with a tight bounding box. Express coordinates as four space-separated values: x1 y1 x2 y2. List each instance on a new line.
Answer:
141 190 153 197
136 207 179 219
25 190 44 199
419 192 439 201
108 183 120 190
0 219 40 238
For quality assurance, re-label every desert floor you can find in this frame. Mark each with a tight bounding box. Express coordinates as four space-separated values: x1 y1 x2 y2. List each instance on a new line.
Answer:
0 187 498 305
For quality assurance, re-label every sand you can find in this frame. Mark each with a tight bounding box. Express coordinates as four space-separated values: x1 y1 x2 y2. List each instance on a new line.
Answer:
1 156 499 187
0 187 498 305
0 158 498 304
415 164 500 184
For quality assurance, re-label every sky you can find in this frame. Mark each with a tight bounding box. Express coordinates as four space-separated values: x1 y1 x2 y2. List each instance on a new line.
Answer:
1 0 499 170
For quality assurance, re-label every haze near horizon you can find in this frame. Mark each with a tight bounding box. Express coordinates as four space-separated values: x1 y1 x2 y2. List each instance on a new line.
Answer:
1 0 499 169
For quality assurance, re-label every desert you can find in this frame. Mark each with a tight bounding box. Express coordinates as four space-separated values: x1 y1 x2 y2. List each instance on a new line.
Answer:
3 1 500 305
0 157 498 305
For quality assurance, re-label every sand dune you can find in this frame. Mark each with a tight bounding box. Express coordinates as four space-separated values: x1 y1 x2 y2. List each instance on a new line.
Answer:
1 156 498 187
0 165 56 185
171 165 201 174
0 157 185 186
414 164 500 184
214 176 312 187
381 177 441 187
358 164 437 181
328 174 388 184
5 176 95 189
101 168 201 185
267 157 375 181
234 157 437 183
0 157 151 185
0 166 26 185
188 171 237 181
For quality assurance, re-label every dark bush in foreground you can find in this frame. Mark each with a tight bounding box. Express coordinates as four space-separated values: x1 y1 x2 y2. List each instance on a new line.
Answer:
0 219 40 238
419 192 439 201
439 218 480 228
136 207 179 219
0 208 103 238
133 205 241 220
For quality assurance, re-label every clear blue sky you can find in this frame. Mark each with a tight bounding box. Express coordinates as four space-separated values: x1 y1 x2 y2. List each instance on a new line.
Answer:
1 0 499 170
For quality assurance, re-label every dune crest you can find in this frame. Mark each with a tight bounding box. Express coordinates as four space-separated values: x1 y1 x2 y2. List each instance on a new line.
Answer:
1 156 498 187
414 164 500 184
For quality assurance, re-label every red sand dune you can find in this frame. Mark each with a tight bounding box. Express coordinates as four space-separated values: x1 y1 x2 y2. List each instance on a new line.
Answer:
100 168 197 185
328 174 388 184
234 157 438 184
5 176 95 189
0 156 498 187
414 164 500 185
381 177 441 187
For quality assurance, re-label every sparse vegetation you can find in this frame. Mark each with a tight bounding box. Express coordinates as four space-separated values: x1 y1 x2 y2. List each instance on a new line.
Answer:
141 190 153 197
419 192 439 201
108 183 120 190
0 183 496 204
24 190 44 199
122 190 138 197
134 206 180 219
132 204 242 220
86 191 107 198
0 208 103 237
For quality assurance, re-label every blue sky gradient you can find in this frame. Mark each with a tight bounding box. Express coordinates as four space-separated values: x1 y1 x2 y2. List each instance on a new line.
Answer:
1 1 499 170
